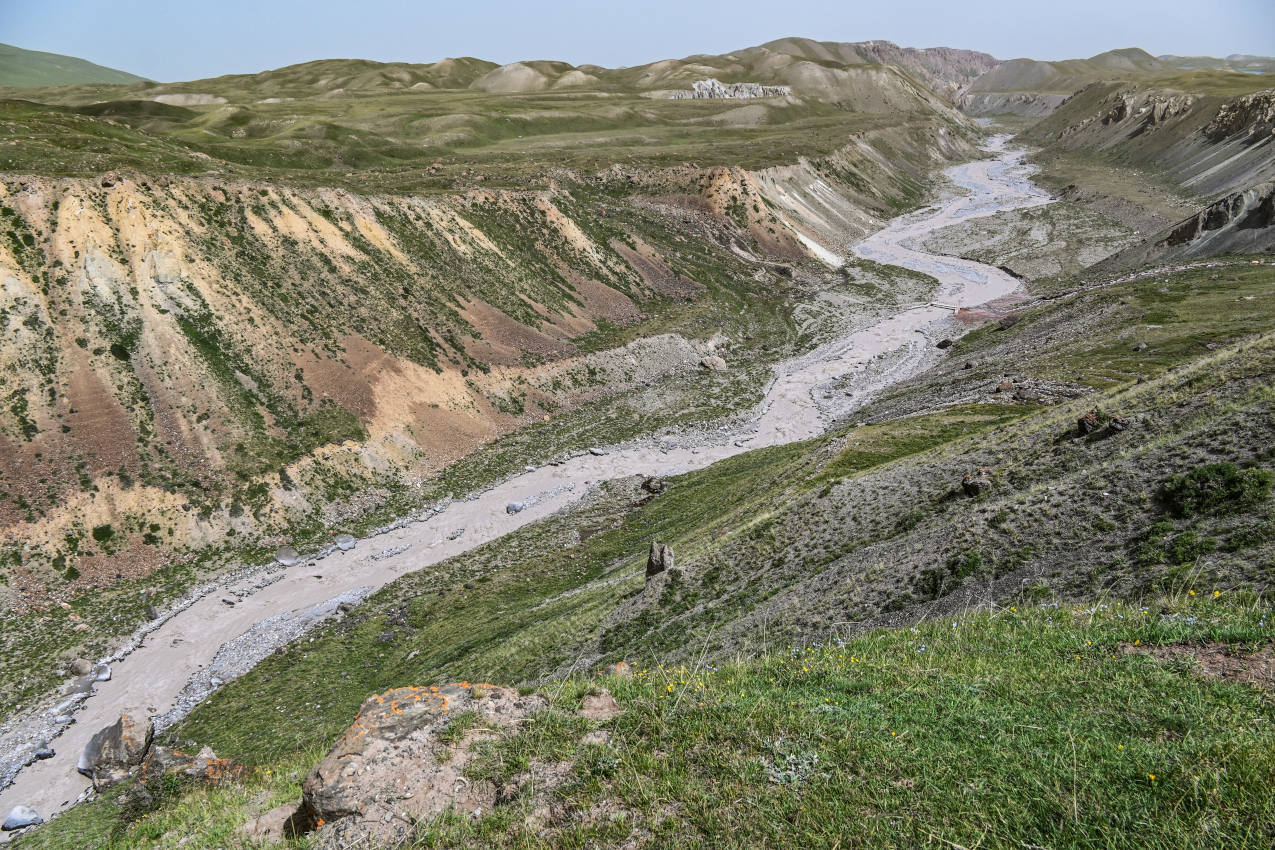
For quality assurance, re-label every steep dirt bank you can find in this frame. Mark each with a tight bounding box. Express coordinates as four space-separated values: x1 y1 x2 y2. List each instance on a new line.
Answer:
0 124 977 617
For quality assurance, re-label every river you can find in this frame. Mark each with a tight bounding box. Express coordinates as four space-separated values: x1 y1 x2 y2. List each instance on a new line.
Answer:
0 135 1052 830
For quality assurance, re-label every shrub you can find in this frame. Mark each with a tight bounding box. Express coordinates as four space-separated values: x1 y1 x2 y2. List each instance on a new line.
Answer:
90 524 115 543
1160 463 1273 518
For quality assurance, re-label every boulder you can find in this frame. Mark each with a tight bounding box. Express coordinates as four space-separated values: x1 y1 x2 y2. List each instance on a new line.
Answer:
641 477 668 494
506 501 527 514
1131 341 1148 352
99 171 120 188
962 468 993 497
275 546 302 567
936 338 954 349
1077 409 1102 435
646 541 674 579
94 664 112 682
33 741 54 760
77 712 154 787
1013 387 1040 402
2 806 42 831
994 380 1015 393
334 534 357 552
301 683 546 843
69 658 92 676
700 355 727 372
1107 415 1131 433
145 604 161 620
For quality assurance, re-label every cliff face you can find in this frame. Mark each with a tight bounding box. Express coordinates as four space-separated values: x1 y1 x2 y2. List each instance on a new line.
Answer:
0 173 702 605
667 79 792 99
1024 85 1275 199
1096 181 1275 270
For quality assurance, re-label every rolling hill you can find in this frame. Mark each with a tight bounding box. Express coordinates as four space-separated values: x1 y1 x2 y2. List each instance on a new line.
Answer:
0 43 147 88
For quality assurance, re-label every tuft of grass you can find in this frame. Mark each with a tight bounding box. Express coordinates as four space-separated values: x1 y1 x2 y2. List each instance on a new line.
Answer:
1161 463 1274 519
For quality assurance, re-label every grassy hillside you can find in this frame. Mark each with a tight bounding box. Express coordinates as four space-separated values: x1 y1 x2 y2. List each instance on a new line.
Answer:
17 593 1273 848
0 36 979 190
0 43 147 88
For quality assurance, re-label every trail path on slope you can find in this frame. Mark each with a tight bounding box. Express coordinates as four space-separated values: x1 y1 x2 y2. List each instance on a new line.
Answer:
0 135 1051 829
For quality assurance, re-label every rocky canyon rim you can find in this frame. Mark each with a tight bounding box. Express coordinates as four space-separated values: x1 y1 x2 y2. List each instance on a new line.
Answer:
0 135 1052 830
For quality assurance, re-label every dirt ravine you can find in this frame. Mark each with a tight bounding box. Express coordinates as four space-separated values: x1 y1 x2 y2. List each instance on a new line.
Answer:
0 136 1051 829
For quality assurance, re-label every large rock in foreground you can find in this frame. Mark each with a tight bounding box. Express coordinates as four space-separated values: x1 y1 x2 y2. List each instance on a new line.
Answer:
77 712 154 787
301 683 546 845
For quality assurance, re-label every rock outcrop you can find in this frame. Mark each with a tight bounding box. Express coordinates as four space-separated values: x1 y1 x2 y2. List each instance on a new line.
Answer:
670 79 792 99
77 712 154 788
1097 181 1275 270
962 468 993 497
1204 89 1275 142
298 683 546 846
647 541 674 579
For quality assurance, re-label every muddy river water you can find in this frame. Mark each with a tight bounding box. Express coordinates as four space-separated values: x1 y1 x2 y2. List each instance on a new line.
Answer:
0 135 1052 829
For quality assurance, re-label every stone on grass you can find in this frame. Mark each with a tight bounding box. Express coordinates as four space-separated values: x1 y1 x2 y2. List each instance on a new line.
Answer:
334 534 357 552
1107 415 1131 432
962 468 993 498
579 689 623 720
646 541 674 579
700 355 727 372
240 803 303 843
69 658 92 676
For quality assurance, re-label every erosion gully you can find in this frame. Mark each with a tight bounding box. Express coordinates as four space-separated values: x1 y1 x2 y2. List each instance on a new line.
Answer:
0 135 1051 830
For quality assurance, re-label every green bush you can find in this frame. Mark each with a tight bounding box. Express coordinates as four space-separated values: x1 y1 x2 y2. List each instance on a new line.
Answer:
1160 463 1274 518
90 524 115 543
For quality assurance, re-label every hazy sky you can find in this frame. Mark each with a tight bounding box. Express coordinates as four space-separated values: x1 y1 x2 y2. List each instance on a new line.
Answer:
5 0 1273 82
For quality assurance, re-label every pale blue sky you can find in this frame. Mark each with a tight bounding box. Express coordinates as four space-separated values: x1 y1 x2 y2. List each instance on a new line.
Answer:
4 0 1273 83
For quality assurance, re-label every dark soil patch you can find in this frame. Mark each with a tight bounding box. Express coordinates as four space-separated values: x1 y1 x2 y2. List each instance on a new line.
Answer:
1121 641 1275 689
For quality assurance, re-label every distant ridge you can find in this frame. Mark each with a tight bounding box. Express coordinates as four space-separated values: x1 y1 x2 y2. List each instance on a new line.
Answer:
0 42 148 87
